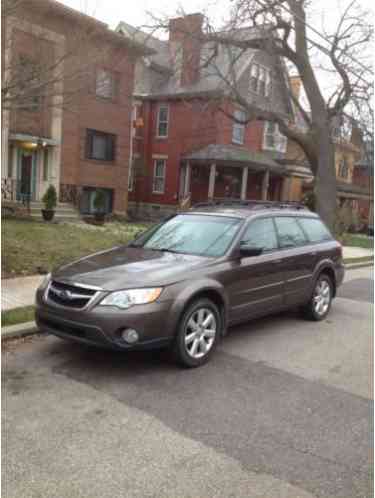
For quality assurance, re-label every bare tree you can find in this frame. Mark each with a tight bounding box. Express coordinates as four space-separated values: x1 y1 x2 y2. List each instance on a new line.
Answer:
146 0 373 228
1 0 144 114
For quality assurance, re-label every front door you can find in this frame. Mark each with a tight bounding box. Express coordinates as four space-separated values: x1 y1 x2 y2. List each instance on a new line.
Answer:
226 216 284 325
18 150 36 202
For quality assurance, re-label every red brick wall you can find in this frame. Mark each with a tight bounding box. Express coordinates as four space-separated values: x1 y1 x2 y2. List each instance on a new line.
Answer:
129 98 268 206
7 2 136 213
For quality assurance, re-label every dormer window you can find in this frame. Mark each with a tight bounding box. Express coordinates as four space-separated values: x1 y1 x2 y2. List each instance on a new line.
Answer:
338 158 349 179
250 63 271 97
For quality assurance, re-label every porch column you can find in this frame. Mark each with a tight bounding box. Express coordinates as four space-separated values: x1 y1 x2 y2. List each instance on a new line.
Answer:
208 163 216 200
281 176 291 201
184 161 191 197
240 166 249 200
261 170 269 200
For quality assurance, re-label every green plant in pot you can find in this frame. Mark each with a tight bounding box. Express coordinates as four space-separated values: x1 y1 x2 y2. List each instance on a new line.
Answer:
93 189 106 224
41 184 57 221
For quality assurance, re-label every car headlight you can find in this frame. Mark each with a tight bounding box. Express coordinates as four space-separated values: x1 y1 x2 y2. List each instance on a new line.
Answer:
98 288 163 309
38 273 51 291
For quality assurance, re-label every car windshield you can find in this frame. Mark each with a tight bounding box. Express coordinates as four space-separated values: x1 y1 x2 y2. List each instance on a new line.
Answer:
132 214 242 257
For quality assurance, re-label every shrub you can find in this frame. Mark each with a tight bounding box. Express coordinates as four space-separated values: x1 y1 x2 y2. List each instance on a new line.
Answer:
93 189 106 213
42 185 57 211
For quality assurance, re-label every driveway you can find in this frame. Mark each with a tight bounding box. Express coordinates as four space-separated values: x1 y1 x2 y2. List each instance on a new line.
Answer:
2 267 373 498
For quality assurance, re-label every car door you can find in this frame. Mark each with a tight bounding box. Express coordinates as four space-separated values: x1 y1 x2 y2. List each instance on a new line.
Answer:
226 216 285 325
273 215 316 306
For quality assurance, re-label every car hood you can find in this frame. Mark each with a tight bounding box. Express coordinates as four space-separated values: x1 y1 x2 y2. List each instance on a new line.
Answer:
52 246 212 291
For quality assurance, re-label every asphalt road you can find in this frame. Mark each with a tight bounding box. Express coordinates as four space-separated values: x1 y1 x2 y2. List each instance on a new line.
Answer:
2 267 373 498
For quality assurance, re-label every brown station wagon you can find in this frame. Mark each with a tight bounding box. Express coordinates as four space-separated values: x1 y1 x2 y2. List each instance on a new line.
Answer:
35 201 345 367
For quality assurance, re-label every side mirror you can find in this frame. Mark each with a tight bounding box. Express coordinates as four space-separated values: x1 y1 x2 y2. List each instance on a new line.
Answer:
239 245 263 257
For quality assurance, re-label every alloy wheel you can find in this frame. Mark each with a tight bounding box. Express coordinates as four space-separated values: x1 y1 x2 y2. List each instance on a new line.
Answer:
313 279 331 316
184 307 217 359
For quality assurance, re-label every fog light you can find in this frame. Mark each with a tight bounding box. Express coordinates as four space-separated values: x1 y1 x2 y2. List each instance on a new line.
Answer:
121 328 139 344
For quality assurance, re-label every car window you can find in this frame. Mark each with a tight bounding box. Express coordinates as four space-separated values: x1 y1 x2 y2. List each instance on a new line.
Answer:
298 217 332 243
241 217 278 251
274 216 307 248
140 214 242 257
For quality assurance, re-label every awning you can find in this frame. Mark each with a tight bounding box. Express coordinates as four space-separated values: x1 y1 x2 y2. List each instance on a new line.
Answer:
9 133 59 146
183 144 285 175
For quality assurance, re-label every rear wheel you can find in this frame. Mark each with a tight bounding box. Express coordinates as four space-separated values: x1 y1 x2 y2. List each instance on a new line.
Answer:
172 298 221 368
302 274 333 321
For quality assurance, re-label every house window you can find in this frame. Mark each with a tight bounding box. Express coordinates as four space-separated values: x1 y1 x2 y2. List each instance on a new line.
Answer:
80 187 113 214
338 158 349 179
96 69 115 99
232 109 246 145
263 121 287 153
249 63 271 97
153 159 166 193
156 104 169 138
132 103 143 138
43 148 49 181
86 129 116 161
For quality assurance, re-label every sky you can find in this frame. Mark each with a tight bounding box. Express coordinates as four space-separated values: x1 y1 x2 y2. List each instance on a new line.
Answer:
57 0 374 32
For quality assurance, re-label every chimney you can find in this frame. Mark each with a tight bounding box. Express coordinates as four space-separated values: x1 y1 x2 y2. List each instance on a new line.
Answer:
289 76 302 99
169 13 204 87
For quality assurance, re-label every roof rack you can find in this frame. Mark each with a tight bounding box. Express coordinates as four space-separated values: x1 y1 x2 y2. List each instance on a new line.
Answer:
192 199 308 211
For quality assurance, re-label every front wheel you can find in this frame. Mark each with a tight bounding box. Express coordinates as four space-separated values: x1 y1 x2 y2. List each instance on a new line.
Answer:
302 274 333 321
172 298 221 368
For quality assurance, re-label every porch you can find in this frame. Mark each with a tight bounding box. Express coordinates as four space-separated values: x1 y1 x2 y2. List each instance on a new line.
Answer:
2 133 60 206
180 144 287 205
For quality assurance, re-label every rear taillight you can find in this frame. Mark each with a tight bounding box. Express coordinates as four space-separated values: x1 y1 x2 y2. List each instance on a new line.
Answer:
337 243 343 260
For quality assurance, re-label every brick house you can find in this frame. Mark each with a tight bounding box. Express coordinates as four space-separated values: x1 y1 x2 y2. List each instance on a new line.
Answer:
280 78 373 227
1 0 149 216
117 15 295 218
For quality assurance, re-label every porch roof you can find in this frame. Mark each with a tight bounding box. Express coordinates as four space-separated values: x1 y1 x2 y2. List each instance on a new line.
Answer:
183 144 285 175
9 133 59 146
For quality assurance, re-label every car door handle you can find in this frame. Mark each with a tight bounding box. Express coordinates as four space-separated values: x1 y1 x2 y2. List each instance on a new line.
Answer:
272 259 282 264
310 251 317 257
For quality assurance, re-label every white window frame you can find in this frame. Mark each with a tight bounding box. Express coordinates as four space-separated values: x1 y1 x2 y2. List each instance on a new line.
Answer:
263 121 287 153
232 109 246 145
96 69 115 100
152 158 166 194
249 63 271 97
156 104 169 138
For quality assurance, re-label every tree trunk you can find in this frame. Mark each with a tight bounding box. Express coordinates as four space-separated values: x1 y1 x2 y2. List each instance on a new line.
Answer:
314 130 337 230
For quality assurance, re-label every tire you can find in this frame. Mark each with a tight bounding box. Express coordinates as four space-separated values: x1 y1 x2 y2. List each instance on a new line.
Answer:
302 274 333 321
171 298 222 368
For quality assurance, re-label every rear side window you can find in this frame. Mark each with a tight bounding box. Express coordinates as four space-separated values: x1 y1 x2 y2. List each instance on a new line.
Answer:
274 216 307 248
241 218 278 251
298 217 332 243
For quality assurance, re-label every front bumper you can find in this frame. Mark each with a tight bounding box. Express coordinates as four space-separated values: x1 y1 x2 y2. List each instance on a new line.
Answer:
35 289 174 351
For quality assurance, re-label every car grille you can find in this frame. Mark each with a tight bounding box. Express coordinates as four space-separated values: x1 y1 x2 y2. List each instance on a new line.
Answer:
47 280 98 309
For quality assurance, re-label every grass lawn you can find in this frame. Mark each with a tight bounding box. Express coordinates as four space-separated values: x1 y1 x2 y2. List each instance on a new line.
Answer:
341 233 374 249
2 305 35 327
2 219 149 278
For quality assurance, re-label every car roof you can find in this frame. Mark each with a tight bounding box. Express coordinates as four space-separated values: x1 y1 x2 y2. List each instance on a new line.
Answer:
188 201 319 220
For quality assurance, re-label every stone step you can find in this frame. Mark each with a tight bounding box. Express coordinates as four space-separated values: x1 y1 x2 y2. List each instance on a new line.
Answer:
29 206 78 214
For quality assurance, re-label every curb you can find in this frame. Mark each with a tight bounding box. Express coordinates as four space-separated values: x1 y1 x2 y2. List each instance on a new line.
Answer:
1 321 38 341
344 262 374 270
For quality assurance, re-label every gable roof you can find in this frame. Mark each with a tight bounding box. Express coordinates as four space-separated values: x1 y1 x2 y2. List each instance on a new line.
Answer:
116 20 291 116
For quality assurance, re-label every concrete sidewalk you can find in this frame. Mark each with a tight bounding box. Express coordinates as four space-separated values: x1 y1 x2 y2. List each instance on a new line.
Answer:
343 246 373 259
2 275 44 311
